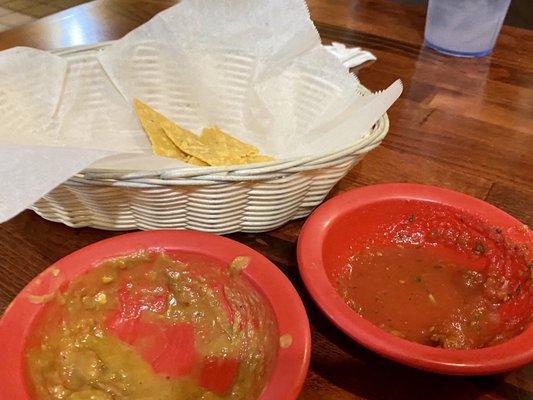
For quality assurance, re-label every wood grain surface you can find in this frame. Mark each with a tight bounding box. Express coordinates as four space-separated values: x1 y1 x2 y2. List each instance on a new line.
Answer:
0 0 531 399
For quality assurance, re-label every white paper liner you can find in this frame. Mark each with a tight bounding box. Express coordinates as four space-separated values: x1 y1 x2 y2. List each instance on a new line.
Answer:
0 0 402 222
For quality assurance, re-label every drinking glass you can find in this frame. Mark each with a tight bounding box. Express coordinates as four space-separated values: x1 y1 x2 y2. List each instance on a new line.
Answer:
424 0 512 57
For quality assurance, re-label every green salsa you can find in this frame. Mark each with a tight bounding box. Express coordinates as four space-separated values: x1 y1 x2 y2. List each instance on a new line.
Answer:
25 252 278 400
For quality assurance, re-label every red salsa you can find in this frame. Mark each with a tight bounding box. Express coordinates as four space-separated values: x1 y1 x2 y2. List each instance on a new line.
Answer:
331 201 532 349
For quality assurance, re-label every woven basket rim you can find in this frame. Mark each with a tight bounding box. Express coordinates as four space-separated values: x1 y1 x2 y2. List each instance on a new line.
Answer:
53 42 389 182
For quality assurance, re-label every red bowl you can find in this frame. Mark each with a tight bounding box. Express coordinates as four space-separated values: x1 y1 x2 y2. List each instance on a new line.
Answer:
0 230 310 399
297 183 532 375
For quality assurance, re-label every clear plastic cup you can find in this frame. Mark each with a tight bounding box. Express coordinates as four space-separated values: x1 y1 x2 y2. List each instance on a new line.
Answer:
424 0 511 57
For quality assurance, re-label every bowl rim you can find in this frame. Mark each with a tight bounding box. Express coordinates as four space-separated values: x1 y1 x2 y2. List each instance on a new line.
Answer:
0 230 311 400
297 183 532 375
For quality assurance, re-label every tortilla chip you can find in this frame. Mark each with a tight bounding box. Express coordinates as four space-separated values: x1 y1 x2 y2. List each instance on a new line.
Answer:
134 99 274 167
173 136 247 166
133 99 188 160
186 156 209 166
159 118 199 145
246 154 276 163
200 126 259 157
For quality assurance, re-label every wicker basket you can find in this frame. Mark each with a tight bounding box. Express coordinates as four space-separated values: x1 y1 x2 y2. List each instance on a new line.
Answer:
30 43 389 234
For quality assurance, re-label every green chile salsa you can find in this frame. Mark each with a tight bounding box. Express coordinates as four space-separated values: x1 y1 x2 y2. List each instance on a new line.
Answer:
25 251 278 400
331 201 532 349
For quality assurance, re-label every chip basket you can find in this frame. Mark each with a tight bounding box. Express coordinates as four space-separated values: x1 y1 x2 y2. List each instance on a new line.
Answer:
30 42 389 234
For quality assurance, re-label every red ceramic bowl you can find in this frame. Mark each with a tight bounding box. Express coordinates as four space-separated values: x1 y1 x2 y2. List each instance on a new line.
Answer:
0 230 310 399
297 183 532 375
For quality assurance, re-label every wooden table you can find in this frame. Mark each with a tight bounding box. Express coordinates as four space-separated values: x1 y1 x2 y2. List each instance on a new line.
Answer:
0 0 531 398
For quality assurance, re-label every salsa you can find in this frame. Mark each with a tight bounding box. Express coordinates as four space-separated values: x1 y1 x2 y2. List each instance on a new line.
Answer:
25 251 278 400
330 201 532 349
336 246 529 348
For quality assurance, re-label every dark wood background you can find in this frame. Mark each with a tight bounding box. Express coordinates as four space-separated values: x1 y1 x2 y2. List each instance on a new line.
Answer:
0 0 531 399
